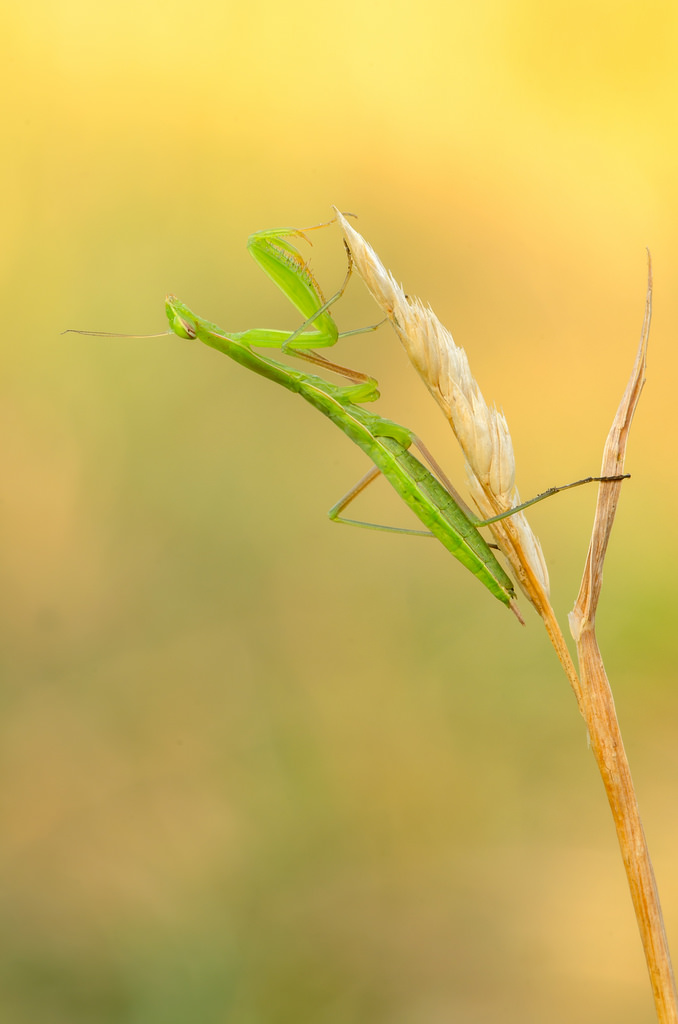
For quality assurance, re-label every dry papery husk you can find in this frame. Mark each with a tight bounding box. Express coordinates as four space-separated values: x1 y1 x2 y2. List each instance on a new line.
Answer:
335 209 550 616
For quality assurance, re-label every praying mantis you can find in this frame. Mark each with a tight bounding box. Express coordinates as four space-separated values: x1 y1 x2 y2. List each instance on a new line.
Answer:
69 218 627 616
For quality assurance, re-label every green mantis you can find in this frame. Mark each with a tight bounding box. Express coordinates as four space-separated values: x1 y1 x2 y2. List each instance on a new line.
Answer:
167 288 523 608
70 219 627 617
153 220 517 611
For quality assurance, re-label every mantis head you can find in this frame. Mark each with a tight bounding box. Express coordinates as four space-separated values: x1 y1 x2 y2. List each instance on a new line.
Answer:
165 295 198 340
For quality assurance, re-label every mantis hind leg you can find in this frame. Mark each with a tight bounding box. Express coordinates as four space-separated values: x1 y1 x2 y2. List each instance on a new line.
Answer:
475 474 631 526
328 466 436 536
327 437 496 549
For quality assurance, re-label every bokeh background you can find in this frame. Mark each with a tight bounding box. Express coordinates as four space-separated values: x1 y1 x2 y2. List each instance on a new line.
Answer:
3 2 677 1021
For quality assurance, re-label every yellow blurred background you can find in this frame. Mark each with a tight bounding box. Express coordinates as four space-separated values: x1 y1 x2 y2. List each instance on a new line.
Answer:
2 1 677 1021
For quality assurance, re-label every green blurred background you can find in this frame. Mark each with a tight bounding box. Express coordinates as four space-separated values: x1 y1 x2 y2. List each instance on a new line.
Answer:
3 2 677 1021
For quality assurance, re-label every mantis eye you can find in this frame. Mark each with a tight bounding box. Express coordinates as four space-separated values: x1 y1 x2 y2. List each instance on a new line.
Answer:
171 315 197 340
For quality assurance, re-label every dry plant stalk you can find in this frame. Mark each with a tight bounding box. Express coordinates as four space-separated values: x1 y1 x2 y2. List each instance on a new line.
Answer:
336 211 677 1022
569 264 677 1022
